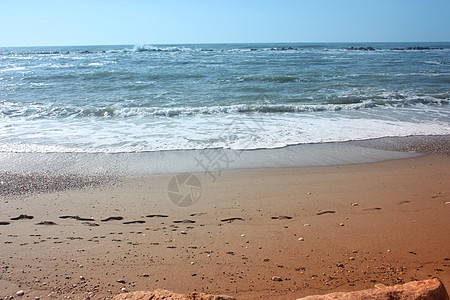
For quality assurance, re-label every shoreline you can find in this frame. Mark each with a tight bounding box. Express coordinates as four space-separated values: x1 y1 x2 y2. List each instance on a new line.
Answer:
1 135 448 198
2 135 449 178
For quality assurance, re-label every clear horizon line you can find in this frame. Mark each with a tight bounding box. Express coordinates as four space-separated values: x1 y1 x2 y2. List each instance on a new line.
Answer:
1 41 450 48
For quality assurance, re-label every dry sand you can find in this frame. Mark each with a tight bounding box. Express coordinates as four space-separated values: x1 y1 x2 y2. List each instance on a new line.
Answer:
0 153 449 299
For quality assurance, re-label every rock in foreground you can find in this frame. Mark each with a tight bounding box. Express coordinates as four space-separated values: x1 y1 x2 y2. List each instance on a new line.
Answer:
297 278 448 300
112 289 236 300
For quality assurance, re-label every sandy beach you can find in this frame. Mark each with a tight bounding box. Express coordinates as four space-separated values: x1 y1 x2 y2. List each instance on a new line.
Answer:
2 2 450 298
1 138 449 299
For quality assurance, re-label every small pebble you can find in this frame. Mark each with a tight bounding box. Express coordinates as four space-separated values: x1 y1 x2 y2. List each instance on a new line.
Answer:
240 234 246 237
180 231 187 234
303 224 311 227
339 223 345 226
79 276 85 280
349 257 355 260
351 203 359 206
121 287 128 292
271 276 283 282
16 290 24 296
298 237 304 241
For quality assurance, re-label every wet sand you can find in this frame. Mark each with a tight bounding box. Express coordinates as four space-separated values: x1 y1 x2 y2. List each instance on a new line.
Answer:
0 137 449 299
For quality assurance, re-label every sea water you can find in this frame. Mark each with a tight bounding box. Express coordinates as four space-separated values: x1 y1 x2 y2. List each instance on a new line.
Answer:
1 43 449 153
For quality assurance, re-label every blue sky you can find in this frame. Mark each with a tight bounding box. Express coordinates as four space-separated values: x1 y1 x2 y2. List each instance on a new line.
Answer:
1 0 449 46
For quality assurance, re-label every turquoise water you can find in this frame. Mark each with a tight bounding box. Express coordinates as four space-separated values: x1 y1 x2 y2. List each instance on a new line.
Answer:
0 43 449 153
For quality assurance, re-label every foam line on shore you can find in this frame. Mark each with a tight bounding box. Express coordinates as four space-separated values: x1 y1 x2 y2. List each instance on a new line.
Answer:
0 140 424 178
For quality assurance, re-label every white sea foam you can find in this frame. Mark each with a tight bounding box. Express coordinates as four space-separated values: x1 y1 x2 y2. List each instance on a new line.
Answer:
132 44 196 53
0 107 448 153
0 66 26 72
424 60 443 65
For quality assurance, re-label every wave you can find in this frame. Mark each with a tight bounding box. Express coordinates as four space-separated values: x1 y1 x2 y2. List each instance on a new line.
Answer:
1 96 447 119
132 44 197 53
131 45 304 53
98 97 450 117
2 45 448 58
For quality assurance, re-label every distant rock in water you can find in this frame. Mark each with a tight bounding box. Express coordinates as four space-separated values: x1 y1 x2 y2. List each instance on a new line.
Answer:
410 46 443 50
280 47 297 51
389 47 444 51
347 46 377 51
347 46 444 51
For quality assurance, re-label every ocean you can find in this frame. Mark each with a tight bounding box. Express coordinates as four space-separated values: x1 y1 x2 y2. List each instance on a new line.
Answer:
1 43 449 154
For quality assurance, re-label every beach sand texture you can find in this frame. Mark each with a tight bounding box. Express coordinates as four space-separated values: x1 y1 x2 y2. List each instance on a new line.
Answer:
1 146 449 299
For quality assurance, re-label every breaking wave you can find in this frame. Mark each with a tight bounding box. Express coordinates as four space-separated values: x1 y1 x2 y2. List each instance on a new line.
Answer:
1 96 447 119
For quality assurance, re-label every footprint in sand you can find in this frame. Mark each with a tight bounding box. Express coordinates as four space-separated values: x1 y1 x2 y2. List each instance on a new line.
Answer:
271 216 293 220
82 222 100 227
363 207 382 211
35 221 57 225
220 217 244 222
10 214 34 220
316 211 336 216
101 216 124 222
60 215 95 221
173 219 196 224
123 220 146 224
190 213 206 217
